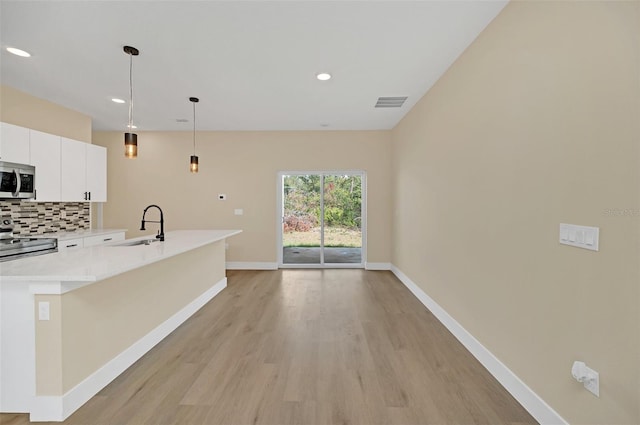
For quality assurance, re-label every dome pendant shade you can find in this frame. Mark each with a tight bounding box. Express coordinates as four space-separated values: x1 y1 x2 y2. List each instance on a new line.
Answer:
124 132 137 158
190 155 199 173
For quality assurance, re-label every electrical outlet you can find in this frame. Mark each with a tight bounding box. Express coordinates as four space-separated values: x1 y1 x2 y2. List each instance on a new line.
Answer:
38 301 50 321
584 369 599 397
572 361 599 397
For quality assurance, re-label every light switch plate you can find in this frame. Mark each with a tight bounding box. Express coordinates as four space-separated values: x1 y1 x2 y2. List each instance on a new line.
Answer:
560 223 599 251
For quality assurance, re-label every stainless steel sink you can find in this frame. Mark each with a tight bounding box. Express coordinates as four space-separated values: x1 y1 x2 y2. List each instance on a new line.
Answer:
111 239 159 247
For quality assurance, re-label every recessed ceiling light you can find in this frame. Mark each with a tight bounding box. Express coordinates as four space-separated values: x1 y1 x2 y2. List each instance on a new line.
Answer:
6 47 31 57
316 72 331 81
112 98 125 104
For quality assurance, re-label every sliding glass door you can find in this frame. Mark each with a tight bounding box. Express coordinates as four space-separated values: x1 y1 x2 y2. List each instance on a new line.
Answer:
279 172 365 268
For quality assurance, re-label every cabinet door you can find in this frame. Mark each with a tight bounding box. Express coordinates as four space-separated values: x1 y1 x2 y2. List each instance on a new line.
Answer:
86 144 107 202
29 130 61 201
0 122 30 163
60 138 87 201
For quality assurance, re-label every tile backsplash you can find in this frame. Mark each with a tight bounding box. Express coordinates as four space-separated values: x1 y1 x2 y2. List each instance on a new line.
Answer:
0 200 90 235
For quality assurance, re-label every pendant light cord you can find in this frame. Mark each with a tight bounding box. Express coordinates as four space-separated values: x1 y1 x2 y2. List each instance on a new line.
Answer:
193 101 196 155
128 52 133 129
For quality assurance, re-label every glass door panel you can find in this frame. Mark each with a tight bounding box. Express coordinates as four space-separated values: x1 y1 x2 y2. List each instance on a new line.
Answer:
282 174 321 264
323 175 362 264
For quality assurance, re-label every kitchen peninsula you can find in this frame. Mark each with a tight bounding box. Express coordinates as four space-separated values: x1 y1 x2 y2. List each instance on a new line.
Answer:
0 229 240 422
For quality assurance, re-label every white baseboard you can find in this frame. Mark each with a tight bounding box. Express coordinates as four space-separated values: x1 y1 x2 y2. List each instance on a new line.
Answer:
226 262 278 270
365 262 391 270
30 278 227 422
390 265 567 425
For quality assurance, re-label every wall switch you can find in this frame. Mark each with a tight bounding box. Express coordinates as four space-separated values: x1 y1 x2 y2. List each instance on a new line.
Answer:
218 194 227 201
560 224 599 251
38 301 50 321
60 210 67 219
234 209 243 216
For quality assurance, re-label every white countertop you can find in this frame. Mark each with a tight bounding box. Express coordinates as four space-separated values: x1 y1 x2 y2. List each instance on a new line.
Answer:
0 230 241 292
31 229 127 240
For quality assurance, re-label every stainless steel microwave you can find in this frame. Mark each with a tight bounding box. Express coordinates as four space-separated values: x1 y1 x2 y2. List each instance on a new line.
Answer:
0 161 35 199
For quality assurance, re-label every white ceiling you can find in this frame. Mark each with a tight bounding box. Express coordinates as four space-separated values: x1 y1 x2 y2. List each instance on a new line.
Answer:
0 1 507 132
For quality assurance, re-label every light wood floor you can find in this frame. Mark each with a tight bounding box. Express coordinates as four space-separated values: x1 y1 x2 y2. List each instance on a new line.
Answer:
1 270 537 425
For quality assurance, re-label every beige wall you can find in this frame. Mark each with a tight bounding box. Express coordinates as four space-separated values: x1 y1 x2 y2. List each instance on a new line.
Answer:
35 241 226 394
0 84 92 142
92 131 392 264
391 1 639 424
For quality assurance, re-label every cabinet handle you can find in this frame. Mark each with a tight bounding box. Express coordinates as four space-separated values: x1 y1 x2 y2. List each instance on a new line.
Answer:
88 191 91 201
103 238 112 242
83 192 87 200
12 169 21 197
66 244 78 248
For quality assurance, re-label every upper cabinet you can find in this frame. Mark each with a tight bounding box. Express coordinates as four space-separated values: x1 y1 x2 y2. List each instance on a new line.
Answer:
0 122 107 203
0 122 30 164
86 143 107 202
60 137 107 202
29 130 61 201
60 138 87 201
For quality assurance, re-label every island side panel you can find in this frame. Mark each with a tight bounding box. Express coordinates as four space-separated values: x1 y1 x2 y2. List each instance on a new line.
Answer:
0 282 40 411
32 297 64 396
34 240 226 396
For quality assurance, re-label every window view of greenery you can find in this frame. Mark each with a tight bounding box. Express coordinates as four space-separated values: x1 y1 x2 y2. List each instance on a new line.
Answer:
283 175 362 248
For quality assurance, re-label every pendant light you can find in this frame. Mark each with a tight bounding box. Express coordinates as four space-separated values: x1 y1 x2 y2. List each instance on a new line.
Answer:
123 45 139 158
189 97 199 173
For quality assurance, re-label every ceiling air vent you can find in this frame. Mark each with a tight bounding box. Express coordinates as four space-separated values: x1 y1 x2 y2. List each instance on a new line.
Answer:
375 96 408 108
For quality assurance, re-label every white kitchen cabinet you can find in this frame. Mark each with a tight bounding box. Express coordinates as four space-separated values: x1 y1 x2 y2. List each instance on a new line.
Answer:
29 130 61 201
60 138 87 201
55 231 125 252
60 138 107 202
0 122 30 163
3 123 107 203
85 143 107 202
83 231 124 247
57 238 84 252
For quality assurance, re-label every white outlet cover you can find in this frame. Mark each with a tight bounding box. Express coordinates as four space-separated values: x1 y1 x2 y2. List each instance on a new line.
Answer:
584 369 600 397
38 301 50 321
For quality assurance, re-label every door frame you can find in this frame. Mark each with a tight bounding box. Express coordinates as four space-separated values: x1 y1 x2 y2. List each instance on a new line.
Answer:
276 170 367 269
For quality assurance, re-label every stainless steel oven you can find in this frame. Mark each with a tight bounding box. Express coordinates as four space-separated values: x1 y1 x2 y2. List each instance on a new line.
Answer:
0 216 57 262
0 161 35 199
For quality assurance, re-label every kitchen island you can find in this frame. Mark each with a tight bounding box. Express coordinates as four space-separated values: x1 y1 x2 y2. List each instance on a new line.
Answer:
0 229 241 422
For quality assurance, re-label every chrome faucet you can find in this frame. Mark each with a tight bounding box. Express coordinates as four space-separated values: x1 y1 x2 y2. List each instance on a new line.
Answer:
140 204 164 241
